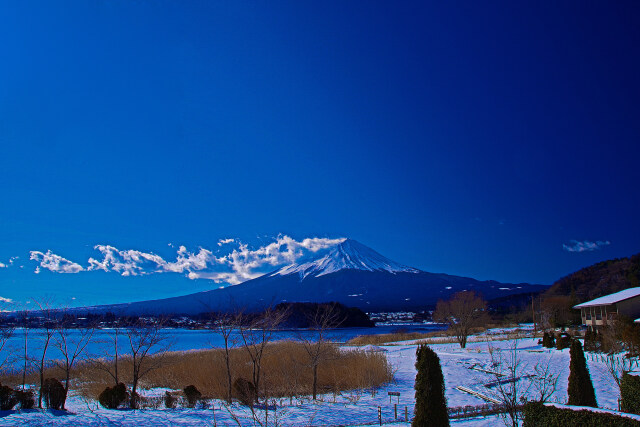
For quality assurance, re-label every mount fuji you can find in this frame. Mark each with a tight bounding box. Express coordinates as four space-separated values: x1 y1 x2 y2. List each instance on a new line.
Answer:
273 239 419 279
87 239 546 315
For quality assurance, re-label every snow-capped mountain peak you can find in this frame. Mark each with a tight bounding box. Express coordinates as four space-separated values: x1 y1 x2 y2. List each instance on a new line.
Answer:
272 238 420 279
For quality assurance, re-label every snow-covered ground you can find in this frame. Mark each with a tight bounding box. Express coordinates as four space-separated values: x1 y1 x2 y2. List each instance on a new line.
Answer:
0 327 628 426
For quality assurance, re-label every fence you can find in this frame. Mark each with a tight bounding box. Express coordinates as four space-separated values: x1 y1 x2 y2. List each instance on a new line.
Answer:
448 403 509 419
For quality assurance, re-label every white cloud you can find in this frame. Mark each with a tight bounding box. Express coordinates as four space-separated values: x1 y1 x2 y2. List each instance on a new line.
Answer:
563 240 611 253
27 236 346 284
29 250 84 273
0 256 18 269
196 235 345 284
79 235 345 285
217 238 235 246
87 245 168 276
0 296 12 303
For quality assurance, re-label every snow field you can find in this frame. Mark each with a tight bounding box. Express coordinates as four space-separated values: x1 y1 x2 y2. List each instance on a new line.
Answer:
0 328 626 426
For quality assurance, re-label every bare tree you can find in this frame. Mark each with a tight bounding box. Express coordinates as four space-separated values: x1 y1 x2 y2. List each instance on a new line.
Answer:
210 310 241 404
33 298 57 408
124 318 172 401
488 338 532 427
433 291 488 348
539 296 574 329
530 359 560 403
91 315 125 385
53 312 97 409
238 306 288 402
18 310 29 391
0 307 15 372
297 303 344 400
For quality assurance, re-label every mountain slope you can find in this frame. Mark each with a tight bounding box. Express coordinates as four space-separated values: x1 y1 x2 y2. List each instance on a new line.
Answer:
545 252 640 302
84 239 547 315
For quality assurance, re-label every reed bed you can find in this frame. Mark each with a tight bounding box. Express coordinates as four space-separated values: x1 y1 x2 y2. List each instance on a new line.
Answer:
1 340 393 401
347 331 437 346
346 324 529 346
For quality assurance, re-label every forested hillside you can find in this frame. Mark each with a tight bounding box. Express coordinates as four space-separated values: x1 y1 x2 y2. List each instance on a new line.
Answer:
545 253 640 303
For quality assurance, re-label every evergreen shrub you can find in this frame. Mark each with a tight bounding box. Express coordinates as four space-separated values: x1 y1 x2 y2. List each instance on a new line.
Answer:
567 340 597 407
413 344 449 427
621 372 640 415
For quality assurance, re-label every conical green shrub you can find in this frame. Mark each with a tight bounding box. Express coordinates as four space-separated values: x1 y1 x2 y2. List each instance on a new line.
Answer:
567 339 597 407
413 344 449 427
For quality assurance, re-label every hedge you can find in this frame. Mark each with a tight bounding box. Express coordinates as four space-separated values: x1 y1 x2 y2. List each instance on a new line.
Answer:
523 402 640 427
621 373 640 415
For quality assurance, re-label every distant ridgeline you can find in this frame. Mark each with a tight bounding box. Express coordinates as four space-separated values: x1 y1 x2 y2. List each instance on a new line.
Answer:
545 252 640 303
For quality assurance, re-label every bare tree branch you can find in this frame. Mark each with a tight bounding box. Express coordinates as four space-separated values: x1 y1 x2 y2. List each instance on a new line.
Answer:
53 310 97 409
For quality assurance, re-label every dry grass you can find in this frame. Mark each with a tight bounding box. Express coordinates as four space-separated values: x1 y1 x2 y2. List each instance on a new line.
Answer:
347 325 532 346
347 331 439 346
1 340 393 401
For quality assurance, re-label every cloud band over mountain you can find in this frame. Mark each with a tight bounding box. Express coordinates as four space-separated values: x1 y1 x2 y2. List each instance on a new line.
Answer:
28 236 345 285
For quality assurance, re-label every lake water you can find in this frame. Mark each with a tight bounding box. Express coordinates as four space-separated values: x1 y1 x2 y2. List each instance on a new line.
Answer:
0 323 445 371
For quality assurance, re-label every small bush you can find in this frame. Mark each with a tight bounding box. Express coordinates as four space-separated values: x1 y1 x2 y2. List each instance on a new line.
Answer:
233 378 256 406
14 389 35 409
42 378 66 410
583 329 598 352
542 331 556 348
523 402 640 426
0 384 18 410
621 373 640 415
183 385 202 408
164 391 177 409
556 333 572 350
98 383 129 409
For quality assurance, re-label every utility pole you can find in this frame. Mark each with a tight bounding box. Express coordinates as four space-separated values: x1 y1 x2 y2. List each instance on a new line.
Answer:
531 294 537 335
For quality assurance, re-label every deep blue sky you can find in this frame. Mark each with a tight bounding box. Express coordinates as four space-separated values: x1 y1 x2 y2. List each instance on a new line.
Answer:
1 1 639 307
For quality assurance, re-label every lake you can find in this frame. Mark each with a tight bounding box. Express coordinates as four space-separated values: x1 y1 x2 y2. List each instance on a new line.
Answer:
0 323 446 371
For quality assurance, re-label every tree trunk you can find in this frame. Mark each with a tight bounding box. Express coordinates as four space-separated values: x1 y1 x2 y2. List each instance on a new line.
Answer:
312 364 318 400
114 329 119 384
225 351 232 404
253 362 261 402
63 369 71 409
22 329 27 391
132 370 139 395
38 367 44 408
